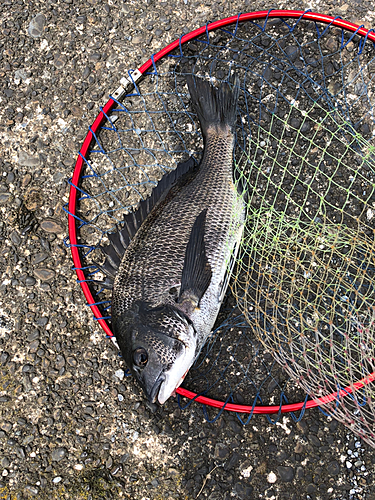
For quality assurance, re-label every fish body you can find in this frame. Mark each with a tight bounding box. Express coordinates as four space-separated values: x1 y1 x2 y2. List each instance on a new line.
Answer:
106 76 246 404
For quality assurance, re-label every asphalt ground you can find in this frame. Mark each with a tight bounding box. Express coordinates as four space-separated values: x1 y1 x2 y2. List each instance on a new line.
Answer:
1 0 375 499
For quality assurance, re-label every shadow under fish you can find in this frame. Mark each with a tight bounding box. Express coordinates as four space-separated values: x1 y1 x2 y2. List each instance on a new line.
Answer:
97 75 246 404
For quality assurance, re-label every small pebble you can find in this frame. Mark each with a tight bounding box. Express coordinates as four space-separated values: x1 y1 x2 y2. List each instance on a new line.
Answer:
277 466 295 482
51 447 67 462
267 377 278 393
214 443 230 460
25 276 36 287
27 13 46 38
40 219 64 234
307 483 317 495
0 193 11 203
285 45 299 61
132 35 143 44
267 472 277 483
53 54 67 69
70 106 83 118
34 269 55 281
22 174 32 188
327 461 340 475
234 483 254 499
53 172 65 183
18 151 40 167
67 356 77 367
111 465 123 476
35 317 48 327
0 353 9 365
32 253 49 265
24 187 43 211
82 67 90 79
115 369 125 380
39 283 51 291
6 172 15 183
24 486 39 495
14 69 28 83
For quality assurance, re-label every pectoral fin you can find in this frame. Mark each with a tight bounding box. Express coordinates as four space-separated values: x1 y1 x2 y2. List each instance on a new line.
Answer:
178 209 212 308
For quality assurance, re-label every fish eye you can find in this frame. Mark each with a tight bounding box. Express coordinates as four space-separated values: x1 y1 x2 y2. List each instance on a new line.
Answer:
133 347 148 367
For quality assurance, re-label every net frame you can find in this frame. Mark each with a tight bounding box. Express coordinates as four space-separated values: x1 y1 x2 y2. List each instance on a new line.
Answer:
66 9 375 416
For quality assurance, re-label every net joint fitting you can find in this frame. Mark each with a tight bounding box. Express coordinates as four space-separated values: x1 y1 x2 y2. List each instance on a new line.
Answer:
112 69 143 100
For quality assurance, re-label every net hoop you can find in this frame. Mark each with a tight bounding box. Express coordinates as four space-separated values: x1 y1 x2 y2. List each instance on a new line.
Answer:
67 9 375 415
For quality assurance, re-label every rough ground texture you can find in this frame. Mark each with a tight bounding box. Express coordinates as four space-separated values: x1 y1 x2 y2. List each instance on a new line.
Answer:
1 0 375 499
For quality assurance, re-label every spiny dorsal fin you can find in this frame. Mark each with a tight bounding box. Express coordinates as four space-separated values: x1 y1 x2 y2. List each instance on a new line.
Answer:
97 156 197 289
108 229 127 257
118 156 197 246
101 242 121 269
178 209 212 309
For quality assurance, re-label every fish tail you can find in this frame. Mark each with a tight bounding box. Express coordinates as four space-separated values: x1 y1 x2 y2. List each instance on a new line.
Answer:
186 74 239 136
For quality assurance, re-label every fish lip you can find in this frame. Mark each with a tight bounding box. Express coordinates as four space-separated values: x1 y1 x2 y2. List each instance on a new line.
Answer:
148 374 165 404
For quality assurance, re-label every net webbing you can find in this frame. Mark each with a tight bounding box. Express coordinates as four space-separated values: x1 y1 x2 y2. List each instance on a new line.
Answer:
66 15 375 444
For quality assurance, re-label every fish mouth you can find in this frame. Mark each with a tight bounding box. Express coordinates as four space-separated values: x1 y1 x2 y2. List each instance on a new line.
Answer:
148 374 165 404
157 368 190 405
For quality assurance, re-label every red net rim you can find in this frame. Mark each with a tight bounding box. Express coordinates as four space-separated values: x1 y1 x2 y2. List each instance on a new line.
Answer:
68 10 375 415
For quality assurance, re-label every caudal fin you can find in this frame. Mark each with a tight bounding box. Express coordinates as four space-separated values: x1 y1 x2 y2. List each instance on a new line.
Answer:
186 74 239 137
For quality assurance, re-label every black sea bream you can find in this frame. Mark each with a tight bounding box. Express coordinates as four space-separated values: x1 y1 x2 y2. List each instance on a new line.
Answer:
100 75 246 404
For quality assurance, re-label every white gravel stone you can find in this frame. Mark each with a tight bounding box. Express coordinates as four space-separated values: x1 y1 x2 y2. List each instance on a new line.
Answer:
115 369 125 380
267 472 277 483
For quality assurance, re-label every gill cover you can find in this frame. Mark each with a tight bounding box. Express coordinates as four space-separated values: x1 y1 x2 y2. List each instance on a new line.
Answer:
114 302 196 403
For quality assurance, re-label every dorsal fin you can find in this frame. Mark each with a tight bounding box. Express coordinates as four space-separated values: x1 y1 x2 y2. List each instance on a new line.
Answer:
96 156 197 289
108 230 127 258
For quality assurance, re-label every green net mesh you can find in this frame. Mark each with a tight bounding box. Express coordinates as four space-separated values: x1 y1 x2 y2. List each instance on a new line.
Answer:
232 100 375 443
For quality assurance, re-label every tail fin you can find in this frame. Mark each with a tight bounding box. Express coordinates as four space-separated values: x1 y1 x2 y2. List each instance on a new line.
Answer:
186 74 239 137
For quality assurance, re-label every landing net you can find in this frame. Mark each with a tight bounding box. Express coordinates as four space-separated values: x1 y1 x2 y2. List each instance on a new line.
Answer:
67 12 375 446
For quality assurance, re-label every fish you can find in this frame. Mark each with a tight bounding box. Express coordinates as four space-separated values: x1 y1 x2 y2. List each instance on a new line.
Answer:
98 75 246 404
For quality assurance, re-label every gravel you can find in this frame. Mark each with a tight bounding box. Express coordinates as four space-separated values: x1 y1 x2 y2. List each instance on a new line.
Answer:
1 0 375 499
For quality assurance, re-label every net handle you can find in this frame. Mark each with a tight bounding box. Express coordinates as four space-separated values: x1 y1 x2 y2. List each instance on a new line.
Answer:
67 9 375 413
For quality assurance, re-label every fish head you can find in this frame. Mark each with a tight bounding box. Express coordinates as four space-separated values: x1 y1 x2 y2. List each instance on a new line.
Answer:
115 302 196 404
